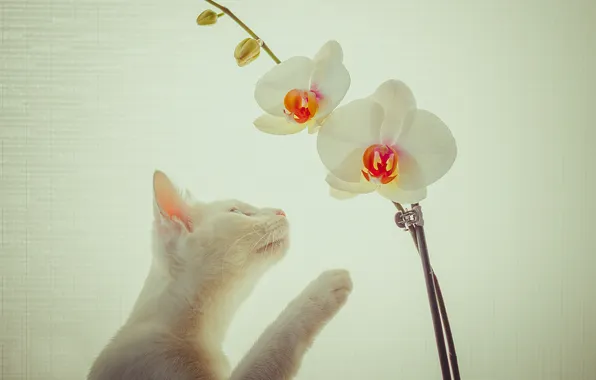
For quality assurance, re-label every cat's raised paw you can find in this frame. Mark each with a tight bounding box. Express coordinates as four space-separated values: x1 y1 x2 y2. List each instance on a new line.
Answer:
314 269 353 302
279 269 353 342
301 269 353 317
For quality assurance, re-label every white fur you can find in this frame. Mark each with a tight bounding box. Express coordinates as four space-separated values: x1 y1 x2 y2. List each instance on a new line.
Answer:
87 171 352 380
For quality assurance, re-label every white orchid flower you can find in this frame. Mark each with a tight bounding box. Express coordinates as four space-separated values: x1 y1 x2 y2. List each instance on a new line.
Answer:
317 79 457 204
253 40 351 135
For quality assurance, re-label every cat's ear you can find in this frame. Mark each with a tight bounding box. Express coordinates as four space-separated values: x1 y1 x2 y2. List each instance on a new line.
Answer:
153 170 193 232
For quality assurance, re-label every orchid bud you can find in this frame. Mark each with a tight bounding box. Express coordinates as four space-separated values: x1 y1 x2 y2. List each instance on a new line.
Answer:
196 10 218 26
234 38 261 67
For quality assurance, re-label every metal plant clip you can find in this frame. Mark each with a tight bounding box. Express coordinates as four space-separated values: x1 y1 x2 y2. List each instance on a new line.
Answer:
394 204 424 230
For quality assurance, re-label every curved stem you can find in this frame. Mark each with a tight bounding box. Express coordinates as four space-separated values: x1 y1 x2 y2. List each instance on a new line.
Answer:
393 202 406 213
204 0 281 64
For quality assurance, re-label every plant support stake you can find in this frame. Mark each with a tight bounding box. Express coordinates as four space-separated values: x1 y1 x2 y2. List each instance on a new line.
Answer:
394 204 460 380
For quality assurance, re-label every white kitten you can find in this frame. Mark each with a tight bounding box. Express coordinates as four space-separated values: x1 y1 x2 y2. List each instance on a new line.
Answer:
87 170 353 380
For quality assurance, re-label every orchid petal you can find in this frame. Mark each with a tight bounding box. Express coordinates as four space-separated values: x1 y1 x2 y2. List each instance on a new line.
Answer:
396 110 457 187
254 56 313 117
307 120 321 134
371 79 417 145
312 40 344 64
310 41 350 119
326 173 376 194
317 98 384 182
253 114 306 135
377 180 428 204
393 150 427 191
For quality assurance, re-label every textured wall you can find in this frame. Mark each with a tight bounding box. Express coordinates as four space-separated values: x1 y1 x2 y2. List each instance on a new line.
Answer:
1 0 595 379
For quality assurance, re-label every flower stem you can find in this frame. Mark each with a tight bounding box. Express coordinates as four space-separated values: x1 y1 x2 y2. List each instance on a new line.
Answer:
204 0 281 64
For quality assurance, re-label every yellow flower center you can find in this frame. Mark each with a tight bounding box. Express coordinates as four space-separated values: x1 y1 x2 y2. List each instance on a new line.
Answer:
361 144 399 185
283 89 319 124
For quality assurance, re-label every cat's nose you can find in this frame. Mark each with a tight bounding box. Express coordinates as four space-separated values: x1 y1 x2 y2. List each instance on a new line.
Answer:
275 209 286 217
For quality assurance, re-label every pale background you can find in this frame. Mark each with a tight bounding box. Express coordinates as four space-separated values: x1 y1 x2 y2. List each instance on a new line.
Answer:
0 0 594 379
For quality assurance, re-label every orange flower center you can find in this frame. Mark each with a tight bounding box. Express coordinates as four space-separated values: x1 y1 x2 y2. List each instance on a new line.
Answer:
283 89 319 124
361 144 399 185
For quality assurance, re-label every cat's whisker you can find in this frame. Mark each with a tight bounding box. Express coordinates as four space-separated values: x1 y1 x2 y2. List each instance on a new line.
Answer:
221 227 270 276
217 229 261 279
250 230 272 253
226 229 259 253
267 228 281 255
262 231 274 255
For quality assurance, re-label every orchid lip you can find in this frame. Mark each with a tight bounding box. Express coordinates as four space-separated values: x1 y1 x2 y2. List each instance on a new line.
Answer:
283 88 319 124
361 144 399 185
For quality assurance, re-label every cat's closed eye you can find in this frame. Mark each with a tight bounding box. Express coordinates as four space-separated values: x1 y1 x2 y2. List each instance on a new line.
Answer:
229 207 252 216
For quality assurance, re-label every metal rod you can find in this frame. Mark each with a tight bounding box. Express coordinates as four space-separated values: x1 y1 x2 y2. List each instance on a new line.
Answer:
411 225 460 379
394 201 460 378
415 223 451 379
433 271 461 380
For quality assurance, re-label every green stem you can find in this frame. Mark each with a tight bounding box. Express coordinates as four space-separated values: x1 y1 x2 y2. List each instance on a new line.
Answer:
393 202 406 213
204 0 281 64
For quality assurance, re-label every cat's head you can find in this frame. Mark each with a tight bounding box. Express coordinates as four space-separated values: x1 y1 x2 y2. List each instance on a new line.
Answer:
151 170 290 288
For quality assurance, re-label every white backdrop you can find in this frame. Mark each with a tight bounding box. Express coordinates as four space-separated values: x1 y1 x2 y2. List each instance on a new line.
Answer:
0 0 594 379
